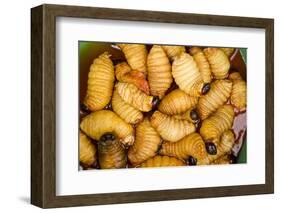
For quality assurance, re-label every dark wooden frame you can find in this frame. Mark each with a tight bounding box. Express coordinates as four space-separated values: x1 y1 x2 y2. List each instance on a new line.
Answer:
31 4 274 208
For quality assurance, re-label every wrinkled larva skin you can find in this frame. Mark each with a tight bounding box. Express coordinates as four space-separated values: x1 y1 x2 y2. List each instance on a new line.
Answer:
220 48 235 58
147 45 173 98
230 79 247 110
228 72 243 81
84 52 115 111
197 80 233 120
150 111 195 143
203 48 230 79
79 131 97 167
128 118 162 166
140 155 185 168
162 45 186 61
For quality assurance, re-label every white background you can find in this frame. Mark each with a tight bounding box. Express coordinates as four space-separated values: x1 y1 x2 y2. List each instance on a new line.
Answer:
0 0 279 212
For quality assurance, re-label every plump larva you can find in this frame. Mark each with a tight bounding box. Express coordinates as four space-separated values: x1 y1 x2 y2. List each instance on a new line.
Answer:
158 89 198 115
190 48 212 83
197 80 233 120
228 72 243 80
150 111 195 142
200 105 235 144
204 48 230 79
112 90 143 124
230 80 247 110
80 131 97 167
116 82 154 112
162 45 186 61
189 47 202 55
140 155 185 168
220 48 235 57
199 130 235 165
115 62 149 94
80 110 135 146
159 133 208 164
172 108 200 124
172 52 204 97
147 45 173 98
98 138 127 169
128 118 162 166
84 52 115 111
117 44 147 75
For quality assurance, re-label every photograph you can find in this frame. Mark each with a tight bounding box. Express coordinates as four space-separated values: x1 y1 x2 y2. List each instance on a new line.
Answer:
78 42 247 170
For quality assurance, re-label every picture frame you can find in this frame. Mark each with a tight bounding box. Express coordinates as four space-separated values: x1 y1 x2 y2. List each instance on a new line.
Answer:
31 4 274 208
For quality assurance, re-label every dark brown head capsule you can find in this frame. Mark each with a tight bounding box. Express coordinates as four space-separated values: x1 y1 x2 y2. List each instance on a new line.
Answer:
152 96 160 110
205 141 217 155
201 83 211 95
100 133 115 142
228 153 237 164
188 156 197 166
190 109 200 121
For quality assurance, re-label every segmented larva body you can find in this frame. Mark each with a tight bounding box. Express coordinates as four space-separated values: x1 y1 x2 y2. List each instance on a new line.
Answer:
172 108 200 124
160 133 208 163
228 72 243 80
220 48 235 58
197 80 233 120
79 131 97 167
98 139 127 169
150 111 195 142
147 45 173 98
162 45 186 61
211 155 231 165
199 130 235 165
128 118 162 166
189 47 202 55
200 105 235 144
172 52 204 97
140 155 185 168
112 90 143 124
117 44 147 75
230 80 247 110
80 110 135 146
116 82 154 112
158 89 198 115
84 52 115 111
203 48 230 79
190 48 212 83
115 62 149 94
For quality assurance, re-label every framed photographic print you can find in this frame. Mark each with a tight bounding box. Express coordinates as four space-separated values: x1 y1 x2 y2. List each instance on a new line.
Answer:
31 4 274 208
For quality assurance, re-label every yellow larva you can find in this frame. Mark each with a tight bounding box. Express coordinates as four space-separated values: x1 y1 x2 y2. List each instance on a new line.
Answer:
158 89 198 115
162 45 186 61
220 48 235 58
172 108 200 124
159 133 208 164
230 80 247 110
189 47 202 55
117 43 147 75
204 48 230 79
172 52 204 97
200 105 235 144
147 45 173 98
79 131 97 167
140 155 185 168
150 111 195 142
112 89 143 124
128 118 162 166
80 110 135 146
116 82 154 112
228 72 243 80
84 52 115 111
197 80 232 120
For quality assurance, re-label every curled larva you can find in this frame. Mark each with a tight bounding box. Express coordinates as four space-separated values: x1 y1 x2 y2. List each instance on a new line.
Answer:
116 82 154 112
172 108 200 124
199 130 235 165
228 72 243 80
84 52 115 111
112 90 143 124
150 111 195 142
190 48 212 83
98 137 127 169
162 45 186 61
172 52 204 97
115 62 149 94
200 105 235 145
203 48 230 79
147 45 173 98
159 133 208 164
117 43 147 75
80 110 135 146
140 155 185 168
197 80 232 120
158 89 198 115
230 80 247 110
220 48 235 58
189 47 202 55
128 118 162 166
80 131 97 167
